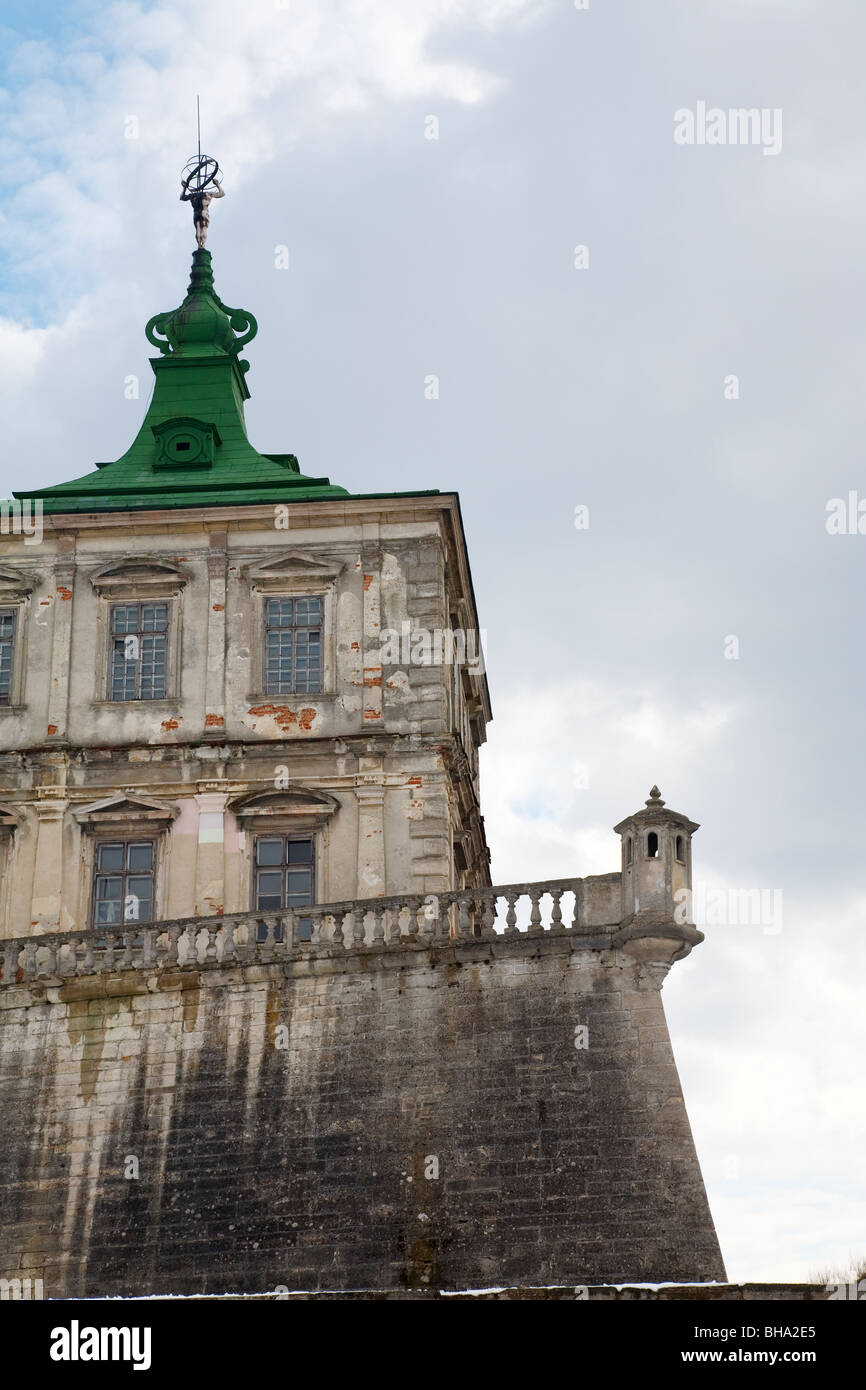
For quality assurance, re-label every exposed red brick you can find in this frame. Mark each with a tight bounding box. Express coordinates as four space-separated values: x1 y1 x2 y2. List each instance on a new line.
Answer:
56 587 72 601
363 575 373 591
161 719 180 731
247 704 317 732
407 776 422 786
46 725 58 736
204 714 224 727
212 604 225 612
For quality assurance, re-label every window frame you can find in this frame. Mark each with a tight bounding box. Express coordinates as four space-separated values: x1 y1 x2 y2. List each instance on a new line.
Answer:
89 560 188 707
90 837 158 929
244 554 344 701
252 831 317 941
0 597 29 710
0 605 19 707
107 601 171 703
261 595 324 697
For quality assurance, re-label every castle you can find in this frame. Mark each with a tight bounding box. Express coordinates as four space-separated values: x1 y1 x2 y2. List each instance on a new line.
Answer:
0 179 725 1294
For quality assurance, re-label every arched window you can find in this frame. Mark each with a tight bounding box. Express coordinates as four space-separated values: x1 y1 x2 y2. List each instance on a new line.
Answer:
647 831 659 858
675 835 685 862
626 836 633 865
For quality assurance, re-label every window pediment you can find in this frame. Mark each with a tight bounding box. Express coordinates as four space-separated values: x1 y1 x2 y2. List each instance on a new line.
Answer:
0 800 23 831
73 793 180 827
229 787 339 826
243 550 345 593
0 565 37 600
90 557 190 597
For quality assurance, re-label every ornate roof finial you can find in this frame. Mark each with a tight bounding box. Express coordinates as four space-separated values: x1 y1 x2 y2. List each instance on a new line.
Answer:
179 98 224 248
646 785 665 806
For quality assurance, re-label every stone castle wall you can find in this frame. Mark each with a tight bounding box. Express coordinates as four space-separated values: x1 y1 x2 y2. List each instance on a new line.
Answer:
0 921 726 1296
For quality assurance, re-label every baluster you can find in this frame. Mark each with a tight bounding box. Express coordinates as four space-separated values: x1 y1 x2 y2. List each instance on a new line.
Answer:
456 895 471 939
353 909 366 948
37 941 56 978
261 917 277 960
102 932 116 972
481 895 497 936
165 925 180 967
527 888 543 934
24 940 37 980
371 905 385 944
418 897 435 939
121 932 134 969
1 941 12 984
204 924 218 961
142 927 155 967
570 888 581 932
407 898 422 939
504 892 519 935
332 912 347 950
81 936 95 974
308 914 322 949
550 888 564 932
222 921 236 962
471 896 486 938
2 940 18 983
184 925 198 965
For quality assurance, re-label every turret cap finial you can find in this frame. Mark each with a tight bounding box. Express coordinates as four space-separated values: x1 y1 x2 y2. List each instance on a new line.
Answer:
646 785 665 807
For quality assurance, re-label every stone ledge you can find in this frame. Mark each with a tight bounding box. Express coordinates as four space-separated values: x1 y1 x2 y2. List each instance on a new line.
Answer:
98 1283 831 1301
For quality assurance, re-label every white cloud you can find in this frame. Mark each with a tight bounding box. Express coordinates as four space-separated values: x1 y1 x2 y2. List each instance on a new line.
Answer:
482 680 735 882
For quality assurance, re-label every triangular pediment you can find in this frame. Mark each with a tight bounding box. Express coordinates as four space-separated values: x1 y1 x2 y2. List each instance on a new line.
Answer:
73 792 180 824
0 564 37 597
90 556 190 594
244 550 346 587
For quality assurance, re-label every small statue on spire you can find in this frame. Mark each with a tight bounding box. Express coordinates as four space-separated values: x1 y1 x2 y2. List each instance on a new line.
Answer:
179 99 223 249
180 154 224 249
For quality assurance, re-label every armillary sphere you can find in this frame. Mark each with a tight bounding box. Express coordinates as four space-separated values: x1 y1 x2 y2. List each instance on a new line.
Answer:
181 155 222 195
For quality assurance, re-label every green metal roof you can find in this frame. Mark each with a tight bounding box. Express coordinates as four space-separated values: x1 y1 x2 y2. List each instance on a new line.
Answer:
14 248 412 515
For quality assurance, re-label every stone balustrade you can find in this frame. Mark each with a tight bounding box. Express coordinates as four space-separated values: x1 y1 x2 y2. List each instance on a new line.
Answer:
0 874 626 985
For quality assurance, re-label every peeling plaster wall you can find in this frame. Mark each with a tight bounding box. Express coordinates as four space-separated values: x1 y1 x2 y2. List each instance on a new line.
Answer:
0 939 725 1296
0 501 491 938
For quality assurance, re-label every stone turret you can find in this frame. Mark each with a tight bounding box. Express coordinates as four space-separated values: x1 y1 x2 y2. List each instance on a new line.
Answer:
614 785 699 926
612 786 702 978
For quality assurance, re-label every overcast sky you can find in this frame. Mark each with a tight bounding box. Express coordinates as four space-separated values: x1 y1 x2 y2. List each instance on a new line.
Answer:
1 0 864 1284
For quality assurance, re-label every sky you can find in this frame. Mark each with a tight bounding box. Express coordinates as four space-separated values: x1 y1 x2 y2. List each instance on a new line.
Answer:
0 0 864 1284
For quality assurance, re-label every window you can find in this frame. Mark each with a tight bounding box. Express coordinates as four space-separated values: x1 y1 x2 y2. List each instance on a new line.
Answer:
0 608 16 706
92 841 155 926
110 603 168 701
264 596 322 695
647 831 659 859
626 836 633 865
675 834 685 863
254 835 315 940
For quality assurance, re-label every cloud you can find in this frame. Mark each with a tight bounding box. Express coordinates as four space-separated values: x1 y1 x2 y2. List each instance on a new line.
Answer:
0 0 549 315
481 680 735 882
